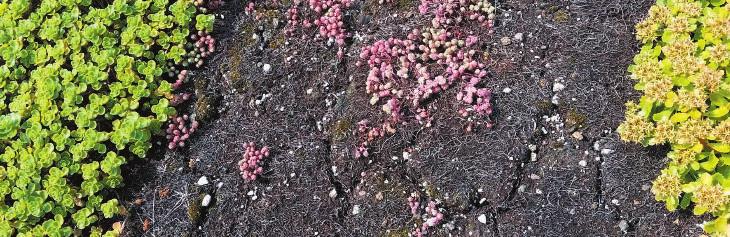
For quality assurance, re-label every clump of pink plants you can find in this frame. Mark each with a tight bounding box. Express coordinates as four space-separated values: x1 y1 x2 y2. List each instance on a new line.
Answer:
285 0 352 59
238 142 270 181
184 31 216 68
194 0 224 12
407 192 445 237
353 0 495 158
166 114 199 150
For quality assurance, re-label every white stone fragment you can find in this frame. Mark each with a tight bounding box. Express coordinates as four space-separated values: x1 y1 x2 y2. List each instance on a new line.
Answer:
196 176 209 186
201 194 212 207
478 214 487 224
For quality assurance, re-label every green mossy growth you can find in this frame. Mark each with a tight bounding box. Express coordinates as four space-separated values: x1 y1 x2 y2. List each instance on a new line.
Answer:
564 108 586 130
187 194 205 224
194 94 219 123
330 119 352 142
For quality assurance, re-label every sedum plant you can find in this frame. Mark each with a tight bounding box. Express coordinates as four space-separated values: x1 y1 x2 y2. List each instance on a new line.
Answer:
0 0 215 235
618 0 730 235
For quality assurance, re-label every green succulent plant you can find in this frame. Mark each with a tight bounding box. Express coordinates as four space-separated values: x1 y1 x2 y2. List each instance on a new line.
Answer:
0 0 215 235
618 0 730 235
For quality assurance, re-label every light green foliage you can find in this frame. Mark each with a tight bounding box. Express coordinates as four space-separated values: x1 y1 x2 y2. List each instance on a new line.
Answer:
618 0 730 235
0 0 213 235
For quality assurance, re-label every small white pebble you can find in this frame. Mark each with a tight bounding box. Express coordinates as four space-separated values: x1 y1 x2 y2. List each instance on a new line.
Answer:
329 189 338 198
352 205 361 215
201 194 212 207
612 199 620 205
478 214 487 224
247 190 255 196
535 189 543 194
553 82 565 92
263 64 272 73
502 87 512 93
529 174 540 180
306 88 313 94
619 220 629 232
216 182 223 189
578 160 587 167
196 176 209 186
601 149 615 155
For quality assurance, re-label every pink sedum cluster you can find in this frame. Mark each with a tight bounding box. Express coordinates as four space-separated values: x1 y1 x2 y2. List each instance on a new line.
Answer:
245 2 255 15
238 142 270 181
354 0 495 158
187 31 216 68
171 69 189 90
407 193 445 237
418 0 496 31
170 92 191 106
285 0 352 58
407 192 420 215
166 114 199 150
194 0 224 12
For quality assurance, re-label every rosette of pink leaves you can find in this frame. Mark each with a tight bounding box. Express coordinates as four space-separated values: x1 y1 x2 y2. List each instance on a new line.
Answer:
172 69 189 90
285 0 351 59
189 31 216 68
166 114 199 150
238 142 270 181
407 193 444 237
194 0 224 12
418 0 495 31
245 2 255 15
170 92 191 106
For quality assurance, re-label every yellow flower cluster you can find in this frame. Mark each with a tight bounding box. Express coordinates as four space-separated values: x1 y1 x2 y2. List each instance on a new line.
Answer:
713 120 730 145
623 1 730 233
694 184 728 214
676 88 708 111
618 112 654 143
670 148 698 167
674 119 711 145
651 171 682 201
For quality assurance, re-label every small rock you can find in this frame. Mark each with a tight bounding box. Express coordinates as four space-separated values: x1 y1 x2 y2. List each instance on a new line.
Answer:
593 142 601 151
263 64 272 73
478 214 487 224
216 182 223 189
518 184 527 192
352 205 361 215
529 174 540 180
572 132 583 141
618 220 629 232
375 192 384 201
402 151 411 160
201 194 211 207
247 190 255 196
535 189 543 194
530 152 537 162
500 37 511 46
513 33 524 42
502 87 512 93
306 88 314 94
329 189 338 198
578 160 587 167
641 184 651 191
601 149 615 155
196 176 209 186
552 82 565 92
611 199 620 205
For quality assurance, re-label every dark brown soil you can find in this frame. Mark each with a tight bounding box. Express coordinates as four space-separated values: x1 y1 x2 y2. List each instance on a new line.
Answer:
119 0 705 236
